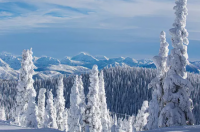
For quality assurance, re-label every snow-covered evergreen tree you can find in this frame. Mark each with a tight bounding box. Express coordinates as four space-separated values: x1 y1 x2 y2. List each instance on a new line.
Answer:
68 75 82 132
147 31 169 130
38 88 46 128
26 48 38 128
84 65 102 132
115 117 125 132
0 105 6 121
127 116 136 132
99 70 110 132
158 0 195 127
15 49 30 126
45 90 58 129
134 101 149 131
63 109 69 132
55 76 65 130
111 114 118 132
26 90 38 128
15 48 38 127
78 75 86 130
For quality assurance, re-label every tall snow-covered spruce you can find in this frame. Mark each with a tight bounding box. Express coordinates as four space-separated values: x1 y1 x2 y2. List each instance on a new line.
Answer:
38 88 46 128
0 105 6 121
45 90 58 129
68 75 82 132
99 70 110 132
78 75 86 130
63 109 69 132
55 76 65 130
84 65 102 132
15 48 38 127
158 0 194 127
134 101 149 131
147 31 169 130
15 49 30 126
26 48 38 128
127 116 136 132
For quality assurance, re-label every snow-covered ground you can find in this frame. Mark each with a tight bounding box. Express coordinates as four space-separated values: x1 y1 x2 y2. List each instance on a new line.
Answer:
144 125 200 132
0 121 61 132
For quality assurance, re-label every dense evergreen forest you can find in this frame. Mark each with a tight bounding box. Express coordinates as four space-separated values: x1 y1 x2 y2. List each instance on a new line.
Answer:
1 66 200 124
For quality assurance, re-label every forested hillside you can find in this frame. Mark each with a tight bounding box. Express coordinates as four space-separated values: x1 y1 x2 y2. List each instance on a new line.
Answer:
1 66 200 124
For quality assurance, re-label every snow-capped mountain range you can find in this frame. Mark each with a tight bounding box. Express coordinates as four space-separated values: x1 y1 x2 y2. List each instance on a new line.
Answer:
0 52 199 80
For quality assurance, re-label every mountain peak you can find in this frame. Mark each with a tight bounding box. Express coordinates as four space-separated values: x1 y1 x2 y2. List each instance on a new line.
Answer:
71 52 98 62
79 52 89 56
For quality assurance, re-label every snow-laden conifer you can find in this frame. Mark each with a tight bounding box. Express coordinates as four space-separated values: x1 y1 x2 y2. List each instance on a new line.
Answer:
15 49 30 126
111 114 117 132
127 116 136 132
84 65 102 132
99 70 110 132
68 75 82 132
158 0 195 127
26 48 38 128
115 117 124 132
147 31 169 130
15 48 37 127
134 101 149 131
78 75 86 130
38 88 46 128
0 105 6 121
55 76 65 130
63 109 69 132
45 90 58 129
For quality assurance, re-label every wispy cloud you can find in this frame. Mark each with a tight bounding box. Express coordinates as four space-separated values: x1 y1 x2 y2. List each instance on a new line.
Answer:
0 11 12 17
0 0 200 36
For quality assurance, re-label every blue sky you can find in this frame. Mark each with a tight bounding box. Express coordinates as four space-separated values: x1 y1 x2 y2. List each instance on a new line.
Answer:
0 0 200 61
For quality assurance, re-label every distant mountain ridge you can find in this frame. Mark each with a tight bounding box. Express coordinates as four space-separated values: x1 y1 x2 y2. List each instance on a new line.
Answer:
0 52 199 80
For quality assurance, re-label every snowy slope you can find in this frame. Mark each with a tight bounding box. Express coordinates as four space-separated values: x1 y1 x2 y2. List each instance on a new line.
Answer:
0 59 18 80
60 56 84 66
0 52 21 70
46 64 90 74
33 71 61 80
34 56 60 68
0 121 61 132
95 55 109 60
144 125 200 132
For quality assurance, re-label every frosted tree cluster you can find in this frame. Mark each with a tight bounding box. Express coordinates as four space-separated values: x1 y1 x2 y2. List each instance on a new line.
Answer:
2 64 200 130
147 31 169 130
158 0 195 127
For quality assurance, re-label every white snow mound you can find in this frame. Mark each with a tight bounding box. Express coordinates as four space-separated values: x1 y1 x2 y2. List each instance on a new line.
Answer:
144 125 200 132
0 121 62 132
